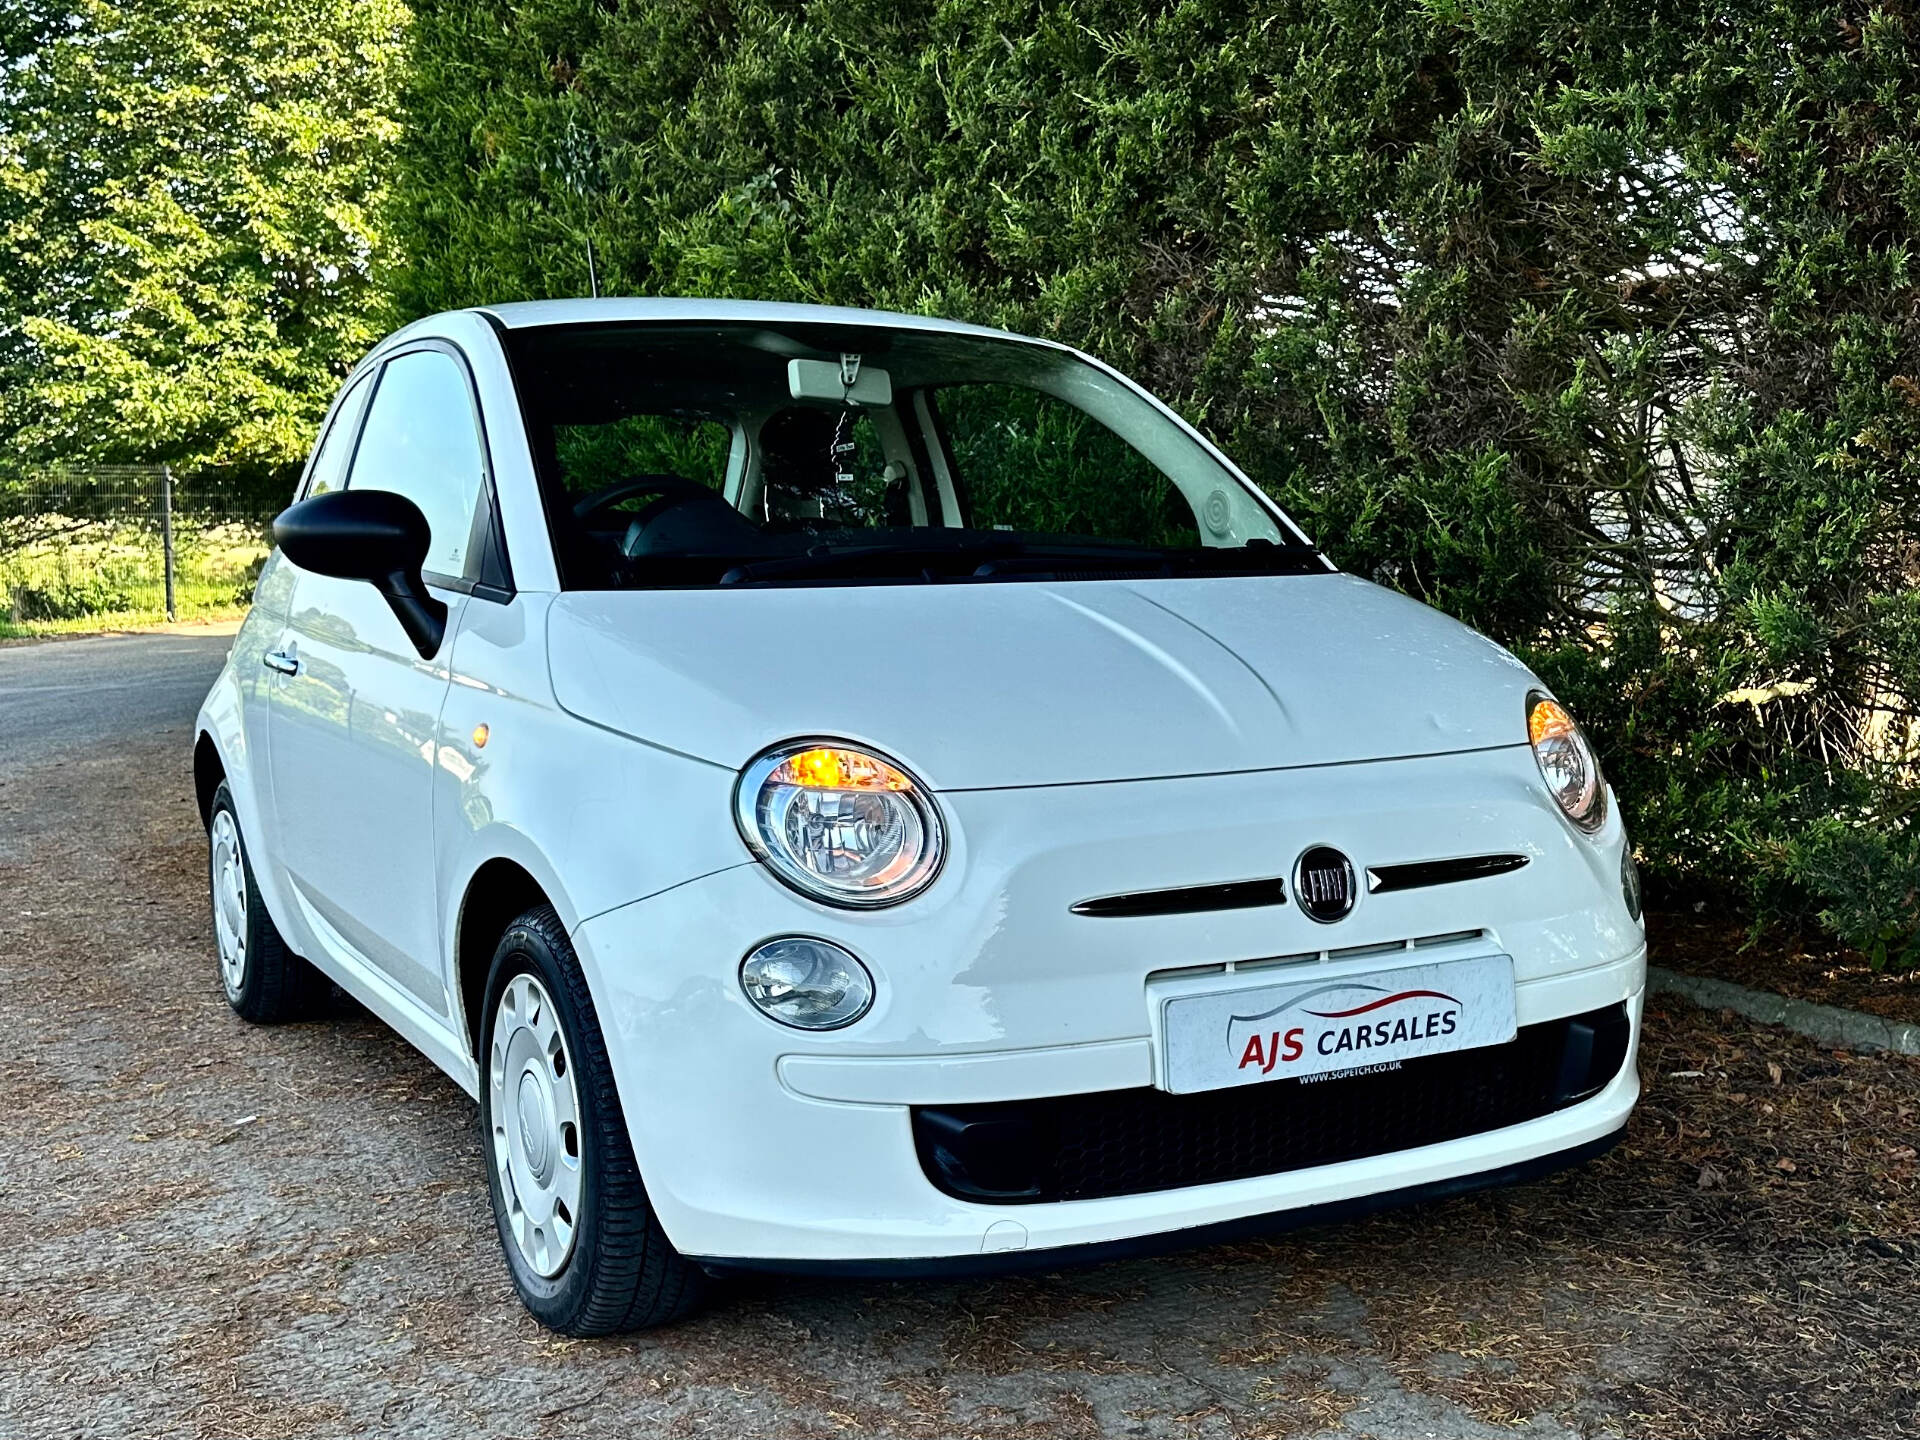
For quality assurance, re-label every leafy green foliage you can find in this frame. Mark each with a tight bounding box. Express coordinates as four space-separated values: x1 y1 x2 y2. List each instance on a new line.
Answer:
0 0 407 488
0 517 268 635
553 415 734 496
1788 806 1920 971
8 565 135 622
938 385 1198 546
413 1 1920 963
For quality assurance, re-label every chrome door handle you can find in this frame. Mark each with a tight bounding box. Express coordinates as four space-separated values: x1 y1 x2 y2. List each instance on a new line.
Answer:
263 648 301 676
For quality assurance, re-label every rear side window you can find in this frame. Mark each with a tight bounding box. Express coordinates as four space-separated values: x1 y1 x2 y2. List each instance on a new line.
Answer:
348 350 486 580
933 384 1201 548
553 414 731 510
303 374 373 498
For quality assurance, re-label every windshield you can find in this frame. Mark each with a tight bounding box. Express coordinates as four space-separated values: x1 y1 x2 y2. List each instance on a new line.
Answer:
500 320 1320 588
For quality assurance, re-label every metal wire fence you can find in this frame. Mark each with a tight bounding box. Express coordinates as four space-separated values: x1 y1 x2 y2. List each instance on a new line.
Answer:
0 467 285 631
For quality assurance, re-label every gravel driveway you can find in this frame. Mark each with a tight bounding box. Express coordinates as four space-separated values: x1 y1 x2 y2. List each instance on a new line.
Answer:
2 633 1915 1439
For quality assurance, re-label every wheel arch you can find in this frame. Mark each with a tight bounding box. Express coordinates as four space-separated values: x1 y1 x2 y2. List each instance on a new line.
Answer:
454 854 566 1060
193 730 226 829
191 704 304 963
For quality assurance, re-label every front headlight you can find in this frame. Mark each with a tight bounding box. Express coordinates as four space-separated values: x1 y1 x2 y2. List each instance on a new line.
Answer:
735 740 945 907
1527 692 1607 832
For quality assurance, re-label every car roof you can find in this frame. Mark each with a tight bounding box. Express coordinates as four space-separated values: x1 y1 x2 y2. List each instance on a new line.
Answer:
472 297 1038 344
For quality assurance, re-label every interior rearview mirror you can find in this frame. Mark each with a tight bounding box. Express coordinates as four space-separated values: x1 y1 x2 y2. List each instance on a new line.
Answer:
788 356 892 407
273 490 448 658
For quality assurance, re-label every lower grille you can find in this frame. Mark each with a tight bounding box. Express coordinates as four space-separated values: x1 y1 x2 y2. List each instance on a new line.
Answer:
913 1003 1631 1204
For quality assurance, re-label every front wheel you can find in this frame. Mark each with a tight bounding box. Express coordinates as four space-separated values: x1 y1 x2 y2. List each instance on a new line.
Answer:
479 905 705 1333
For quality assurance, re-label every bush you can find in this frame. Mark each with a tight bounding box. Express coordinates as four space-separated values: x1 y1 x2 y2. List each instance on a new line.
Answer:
0 514 272 631
230 552 269 606
10 569 135 621
1786 802 1920 971
389 0 1920 964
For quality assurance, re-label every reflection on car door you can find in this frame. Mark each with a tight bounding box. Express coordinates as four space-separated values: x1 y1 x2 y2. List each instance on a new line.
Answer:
265 347 490 1017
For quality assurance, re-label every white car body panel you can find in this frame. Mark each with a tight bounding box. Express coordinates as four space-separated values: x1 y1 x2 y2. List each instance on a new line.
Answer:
547 573 1536 788
195 298 1646 1272
266 570 470 1014
197 557 297 935
428 591 749 1038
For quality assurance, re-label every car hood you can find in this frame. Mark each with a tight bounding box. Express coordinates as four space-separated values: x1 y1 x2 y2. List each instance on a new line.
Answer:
545 573 1540 790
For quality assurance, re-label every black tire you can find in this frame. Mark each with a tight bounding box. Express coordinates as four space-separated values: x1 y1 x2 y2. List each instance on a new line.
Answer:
478 904 706 1333
207 780 326 1023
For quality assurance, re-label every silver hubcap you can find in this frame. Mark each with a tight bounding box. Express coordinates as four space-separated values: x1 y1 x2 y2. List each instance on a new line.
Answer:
489 973 583 1277
210 810 248 998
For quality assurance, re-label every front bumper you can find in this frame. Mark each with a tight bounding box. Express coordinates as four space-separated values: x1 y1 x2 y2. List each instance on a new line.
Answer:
696 1127 1629 1278
572 746 1645 1264
582 903 1639 1262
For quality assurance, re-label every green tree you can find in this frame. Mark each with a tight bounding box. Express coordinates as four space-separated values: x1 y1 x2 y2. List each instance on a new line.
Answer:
389 0 1920 962
0 0 408 487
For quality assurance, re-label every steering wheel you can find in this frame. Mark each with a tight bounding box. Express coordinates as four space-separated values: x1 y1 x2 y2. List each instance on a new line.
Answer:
571 474 716 530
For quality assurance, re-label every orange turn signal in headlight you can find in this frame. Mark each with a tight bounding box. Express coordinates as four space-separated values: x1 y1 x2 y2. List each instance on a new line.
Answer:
1526 692 1605 832
771 746 913 792
1527 697 1577 747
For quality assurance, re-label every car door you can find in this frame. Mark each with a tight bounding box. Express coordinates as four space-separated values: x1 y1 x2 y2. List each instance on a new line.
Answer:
239 372 377 802
265 344 491 1017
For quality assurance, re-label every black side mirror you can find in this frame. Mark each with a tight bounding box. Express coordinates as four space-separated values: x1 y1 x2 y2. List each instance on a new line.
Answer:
273 490 448 658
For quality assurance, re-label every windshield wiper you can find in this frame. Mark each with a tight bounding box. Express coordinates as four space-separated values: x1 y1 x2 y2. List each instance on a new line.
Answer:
716 536 1325 585
719 538 1151 584
973 540 1326 580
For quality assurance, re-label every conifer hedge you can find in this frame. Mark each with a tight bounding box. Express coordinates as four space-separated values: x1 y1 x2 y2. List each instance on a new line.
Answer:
391 1 1920 963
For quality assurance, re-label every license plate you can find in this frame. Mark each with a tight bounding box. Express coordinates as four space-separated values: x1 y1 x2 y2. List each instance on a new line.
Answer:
1158 953 1517 1095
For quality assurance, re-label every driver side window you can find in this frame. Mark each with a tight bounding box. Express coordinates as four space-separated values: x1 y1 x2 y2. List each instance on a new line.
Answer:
304 374 373 499
347 350 487 581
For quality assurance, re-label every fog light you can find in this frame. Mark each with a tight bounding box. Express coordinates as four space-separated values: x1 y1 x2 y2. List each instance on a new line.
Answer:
740 937 874 1030
1621 849 1643 923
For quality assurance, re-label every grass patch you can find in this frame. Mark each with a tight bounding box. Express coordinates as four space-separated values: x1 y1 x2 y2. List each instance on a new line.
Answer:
0 518 267 638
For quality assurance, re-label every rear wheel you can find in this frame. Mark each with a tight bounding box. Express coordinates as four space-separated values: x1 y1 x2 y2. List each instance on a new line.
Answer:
479 904 705 1333
208 781 325 1023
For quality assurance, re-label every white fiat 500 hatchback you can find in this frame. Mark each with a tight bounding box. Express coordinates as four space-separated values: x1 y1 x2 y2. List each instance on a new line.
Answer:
195 299 1646 1333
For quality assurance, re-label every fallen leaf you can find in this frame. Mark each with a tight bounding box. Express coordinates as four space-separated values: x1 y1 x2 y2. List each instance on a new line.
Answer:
212 1115 260 1146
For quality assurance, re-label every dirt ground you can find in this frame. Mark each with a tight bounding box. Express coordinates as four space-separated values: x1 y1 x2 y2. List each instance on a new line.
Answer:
1647 906 1920 1028
3 725 1917 1439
